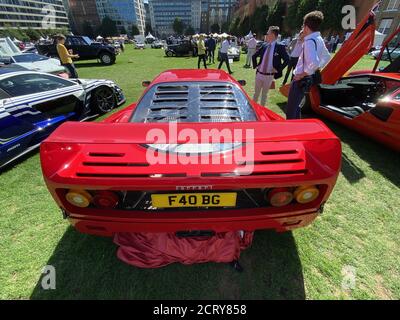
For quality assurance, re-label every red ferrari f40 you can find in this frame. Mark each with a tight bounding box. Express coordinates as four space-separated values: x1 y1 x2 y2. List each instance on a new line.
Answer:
41 69 341 237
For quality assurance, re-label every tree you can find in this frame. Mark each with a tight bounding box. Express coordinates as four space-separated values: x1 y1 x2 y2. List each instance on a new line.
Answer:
25 28 41 41
229 17 240 36
250 5 269 35
119 26 127 35
98 16 119 37
318 0 351 33
210 23 220 34
131 24 140 36
266 0 286 31
286 0 302 31
298 0 319 22
82 21 95 38
172 18 185 35
221 22 230 33
238 16 250 36
145 23 153 35
184 26 195 36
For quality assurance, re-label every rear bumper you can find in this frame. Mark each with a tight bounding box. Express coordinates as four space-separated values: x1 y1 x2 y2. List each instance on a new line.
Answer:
66 207 322 237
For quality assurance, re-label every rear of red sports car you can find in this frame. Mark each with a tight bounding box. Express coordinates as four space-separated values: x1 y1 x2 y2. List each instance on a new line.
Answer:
40 70 341 237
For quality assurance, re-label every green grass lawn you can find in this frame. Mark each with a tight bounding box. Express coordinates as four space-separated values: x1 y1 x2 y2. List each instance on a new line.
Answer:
0 47 399 300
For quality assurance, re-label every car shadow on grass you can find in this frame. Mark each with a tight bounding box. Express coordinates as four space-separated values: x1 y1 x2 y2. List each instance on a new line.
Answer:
30 227 305 300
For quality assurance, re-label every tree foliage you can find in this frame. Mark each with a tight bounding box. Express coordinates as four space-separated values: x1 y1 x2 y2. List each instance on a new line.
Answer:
184 26 195 36
82 21 95 38
98 17 119 37
266 0 286 31
210 23 220 34
172 18 185 35
145 23 153 35
131 24 140 36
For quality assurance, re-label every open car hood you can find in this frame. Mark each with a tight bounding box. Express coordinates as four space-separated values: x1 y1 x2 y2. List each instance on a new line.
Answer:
321 4 377 85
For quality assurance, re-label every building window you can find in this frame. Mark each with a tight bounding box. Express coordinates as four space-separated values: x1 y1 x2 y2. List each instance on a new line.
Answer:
386 0 400 11
378 18 393 35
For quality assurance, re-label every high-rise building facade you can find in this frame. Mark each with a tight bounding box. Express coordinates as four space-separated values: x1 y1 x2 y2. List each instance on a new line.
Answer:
374 0 400 38
65 0 101 35
149 0 201 37
200 0 238 33
95 0 146 35
0 0 70 30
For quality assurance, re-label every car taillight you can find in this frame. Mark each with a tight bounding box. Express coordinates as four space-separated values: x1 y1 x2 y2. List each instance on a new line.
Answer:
93 191 119 209
66 190 92 208
267 188 294 207
294 185 320 204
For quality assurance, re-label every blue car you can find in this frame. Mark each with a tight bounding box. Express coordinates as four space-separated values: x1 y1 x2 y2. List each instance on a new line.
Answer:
0 66 125 169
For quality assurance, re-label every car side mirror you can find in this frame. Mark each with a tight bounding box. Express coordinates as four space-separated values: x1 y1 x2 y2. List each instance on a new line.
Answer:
142 80 151 87
238 80 246 86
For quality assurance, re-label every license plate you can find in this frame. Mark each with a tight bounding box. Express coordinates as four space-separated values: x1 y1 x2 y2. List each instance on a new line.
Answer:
151 193 237 208
229 58 233 64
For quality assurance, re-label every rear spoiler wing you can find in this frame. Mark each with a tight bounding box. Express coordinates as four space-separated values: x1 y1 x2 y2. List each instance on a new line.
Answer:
43 120 338 144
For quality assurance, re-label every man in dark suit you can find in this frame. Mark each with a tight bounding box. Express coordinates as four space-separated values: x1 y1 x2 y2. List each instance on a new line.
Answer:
252 26 289 106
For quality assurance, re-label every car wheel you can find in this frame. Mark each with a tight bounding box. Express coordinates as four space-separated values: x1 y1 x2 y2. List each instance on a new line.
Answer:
92 87 116 114
99 52 114 65
166 50 174 57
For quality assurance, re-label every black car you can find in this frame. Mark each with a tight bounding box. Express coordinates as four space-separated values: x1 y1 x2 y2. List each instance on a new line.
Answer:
165 40 194 57
37 36 117 65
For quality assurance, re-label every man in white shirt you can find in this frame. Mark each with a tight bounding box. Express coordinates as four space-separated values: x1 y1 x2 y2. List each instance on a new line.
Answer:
218 36 233 74
244 33 257 68
285 11 331 119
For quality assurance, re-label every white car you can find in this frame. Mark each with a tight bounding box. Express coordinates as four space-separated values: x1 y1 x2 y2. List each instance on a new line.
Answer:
134 42 146 49
0 53 66 75
1 37 66 75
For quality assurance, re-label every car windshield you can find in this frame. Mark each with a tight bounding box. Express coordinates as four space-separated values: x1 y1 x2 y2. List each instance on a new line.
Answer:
12 54 48 63
82 36 93 45
130 81 257 123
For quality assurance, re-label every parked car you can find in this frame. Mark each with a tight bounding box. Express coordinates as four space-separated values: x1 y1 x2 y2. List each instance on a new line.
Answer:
0 66 125 168
1 37 66 75
37 35 117 65
280 6 400 151
151 41 164 49
218 45 241 61
165 40 193 57
0 53 67 76
40 68 341 237
134 42 146 49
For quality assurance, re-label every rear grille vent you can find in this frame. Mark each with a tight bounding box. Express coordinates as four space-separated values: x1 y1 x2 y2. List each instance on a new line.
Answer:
130 81 257 123
76 173 187 178
201 170 308 177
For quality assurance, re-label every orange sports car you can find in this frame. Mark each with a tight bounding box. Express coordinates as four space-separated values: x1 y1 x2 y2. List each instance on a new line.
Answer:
281 6 400 151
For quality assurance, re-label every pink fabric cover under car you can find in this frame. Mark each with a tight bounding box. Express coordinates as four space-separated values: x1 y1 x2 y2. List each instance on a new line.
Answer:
114 231 254 268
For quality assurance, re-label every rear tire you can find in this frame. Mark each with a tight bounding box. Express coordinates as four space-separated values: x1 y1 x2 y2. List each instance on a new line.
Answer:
166 50 174 57
99 52 114 65
92 87 116 114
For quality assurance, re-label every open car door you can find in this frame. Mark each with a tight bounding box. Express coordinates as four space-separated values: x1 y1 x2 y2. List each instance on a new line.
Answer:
321 4 377 85
373 27 400 74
